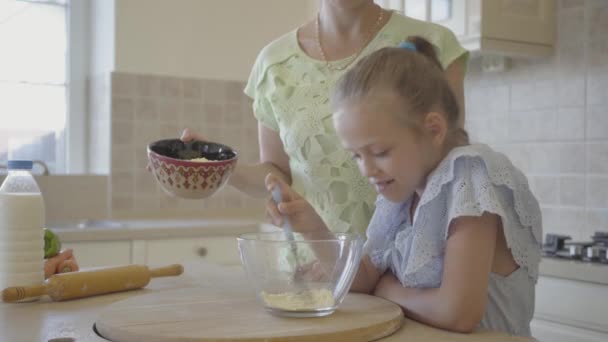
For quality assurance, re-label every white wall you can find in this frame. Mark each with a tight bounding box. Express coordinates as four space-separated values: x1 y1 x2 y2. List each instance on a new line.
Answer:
89 0 115 76
113 0 318 81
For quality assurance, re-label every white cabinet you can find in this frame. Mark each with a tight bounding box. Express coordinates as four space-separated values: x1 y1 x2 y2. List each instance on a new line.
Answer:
375 0 556 57
136 236 242 266
532 275 608 342
63 236 243 268
62 241 132 268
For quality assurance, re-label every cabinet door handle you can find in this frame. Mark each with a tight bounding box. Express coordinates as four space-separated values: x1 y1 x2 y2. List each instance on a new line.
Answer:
197 247 208 257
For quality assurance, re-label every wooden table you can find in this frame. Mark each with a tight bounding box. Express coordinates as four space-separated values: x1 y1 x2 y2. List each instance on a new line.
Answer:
0 263 533 341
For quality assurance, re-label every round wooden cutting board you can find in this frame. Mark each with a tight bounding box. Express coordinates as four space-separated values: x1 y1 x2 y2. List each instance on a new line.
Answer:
95 287 404 341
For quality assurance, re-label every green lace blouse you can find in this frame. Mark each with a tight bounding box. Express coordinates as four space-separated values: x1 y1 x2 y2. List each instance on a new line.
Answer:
244 12 468 236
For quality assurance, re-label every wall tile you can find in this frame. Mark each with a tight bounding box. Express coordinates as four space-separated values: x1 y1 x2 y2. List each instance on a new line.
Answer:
586 106 608 139
182 78 202 100
111 146 137 172
112 97 135 121
560 0 585 9
135 171 159 195
586 209 608 233
557 208 587 240
460 4 608 240
160 123 181 140
136 75 161 97
466 85 510 117
224 102 243 126
559 176 586 206
111 73 136 97
529 176 560 205
589 4 608 42
466 117 508 144
541 207 585 240
510 81 557 111
158 99 182 123
528 144 561 174
509 109 556 142
559 143 586 174
112 195 135 213
588 142 608 174
587 71 608 106
159 77 183 99
181 100 203 124
134 195 160 211
587 177 608 208
202 103 224 124
110 171 135 195
111 121 134 145
558 7 585 49
555 107 585 140
135 98 159 121
134 122 160 147
202 79 227 104
225 81 245 104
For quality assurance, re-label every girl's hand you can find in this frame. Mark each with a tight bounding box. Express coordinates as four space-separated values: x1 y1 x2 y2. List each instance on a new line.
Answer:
265 173 328 233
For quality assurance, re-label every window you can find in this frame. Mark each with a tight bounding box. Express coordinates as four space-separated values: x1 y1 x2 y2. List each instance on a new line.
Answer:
0 0 87 174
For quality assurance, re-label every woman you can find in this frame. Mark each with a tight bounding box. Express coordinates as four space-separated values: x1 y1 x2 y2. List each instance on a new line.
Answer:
183 0 468 235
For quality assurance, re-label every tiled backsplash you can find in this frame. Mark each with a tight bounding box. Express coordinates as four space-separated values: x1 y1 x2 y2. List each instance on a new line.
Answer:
108 73 265 218
464 0 608 240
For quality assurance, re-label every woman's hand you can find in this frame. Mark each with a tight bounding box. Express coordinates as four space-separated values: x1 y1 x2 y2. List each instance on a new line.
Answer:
179 127 206 142
265 173 328 233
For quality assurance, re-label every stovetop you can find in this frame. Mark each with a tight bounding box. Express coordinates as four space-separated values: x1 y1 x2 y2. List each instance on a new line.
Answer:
543 231 608 264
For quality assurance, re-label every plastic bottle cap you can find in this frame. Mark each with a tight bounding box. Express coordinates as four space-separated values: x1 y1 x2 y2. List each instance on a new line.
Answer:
7 160 33 170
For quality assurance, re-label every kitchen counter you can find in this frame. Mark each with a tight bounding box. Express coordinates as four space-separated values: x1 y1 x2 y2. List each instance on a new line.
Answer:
49 217 261 242
0 263 533 342
539 257 608 285
50 217 608 286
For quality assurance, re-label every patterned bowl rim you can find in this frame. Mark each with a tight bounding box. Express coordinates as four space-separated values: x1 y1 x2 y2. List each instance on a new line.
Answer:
147 145 238 168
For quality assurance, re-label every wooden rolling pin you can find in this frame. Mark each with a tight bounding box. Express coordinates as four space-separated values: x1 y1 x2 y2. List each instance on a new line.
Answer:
1 264 183 303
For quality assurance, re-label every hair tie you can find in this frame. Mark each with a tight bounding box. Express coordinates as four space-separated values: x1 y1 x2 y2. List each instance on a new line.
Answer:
398 41 417 52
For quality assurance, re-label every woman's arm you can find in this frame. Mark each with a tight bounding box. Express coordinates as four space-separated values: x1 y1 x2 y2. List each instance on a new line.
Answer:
228 124 292 197
373 212 499 333
445 55 467 129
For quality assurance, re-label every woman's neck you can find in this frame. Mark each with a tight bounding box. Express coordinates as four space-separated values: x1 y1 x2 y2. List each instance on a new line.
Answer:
318 1 380 41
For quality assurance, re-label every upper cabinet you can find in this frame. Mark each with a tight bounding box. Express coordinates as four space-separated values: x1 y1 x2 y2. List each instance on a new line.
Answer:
376 0 556 57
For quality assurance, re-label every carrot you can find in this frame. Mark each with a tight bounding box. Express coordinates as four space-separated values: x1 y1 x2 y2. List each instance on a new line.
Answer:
43 249 74 279
57 259 79 274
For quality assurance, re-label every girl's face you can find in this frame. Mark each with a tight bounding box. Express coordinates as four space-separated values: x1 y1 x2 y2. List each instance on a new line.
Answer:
334 93 443 203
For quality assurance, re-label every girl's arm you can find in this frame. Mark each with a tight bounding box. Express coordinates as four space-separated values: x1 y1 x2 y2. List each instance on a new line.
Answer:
349 255 381 294
373 212 499 333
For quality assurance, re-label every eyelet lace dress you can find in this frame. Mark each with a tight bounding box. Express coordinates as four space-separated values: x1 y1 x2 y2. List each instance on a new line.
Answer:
364 144 542 336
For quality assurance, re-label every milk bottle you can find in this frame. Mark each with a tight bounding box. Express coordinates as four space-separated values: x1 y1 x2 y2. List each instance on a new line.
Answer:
0 160 45 294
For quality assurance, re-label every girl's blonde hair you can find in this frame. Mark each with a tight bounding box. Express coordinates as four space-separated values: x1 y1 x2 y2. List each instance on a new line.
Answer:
332 36 469 146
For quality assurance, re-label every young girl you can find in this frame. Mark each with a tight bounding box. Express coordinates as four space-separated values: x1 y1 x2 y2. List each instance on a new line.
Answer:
265 37 542 336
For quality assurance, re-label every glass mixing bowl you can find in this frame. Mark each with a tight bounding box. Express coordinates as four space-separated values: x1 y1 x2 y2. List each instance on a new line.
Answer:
237 231 364 318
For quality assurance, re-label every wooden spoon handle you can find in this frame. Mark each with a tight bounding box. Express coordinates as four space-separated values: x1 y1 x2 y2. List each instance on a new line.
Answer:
149 264 184 278
2 284 47 303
